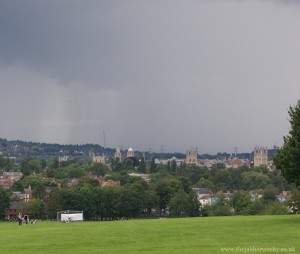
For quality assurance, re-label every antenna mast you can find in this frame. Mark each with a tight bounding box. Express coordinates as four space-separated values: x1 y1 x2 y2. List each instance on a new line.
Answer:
103 131 107 148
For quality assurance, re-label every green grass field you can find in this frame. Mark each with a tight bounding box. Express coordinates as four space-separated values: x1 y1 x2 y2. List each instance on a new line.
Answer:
0 215 299 254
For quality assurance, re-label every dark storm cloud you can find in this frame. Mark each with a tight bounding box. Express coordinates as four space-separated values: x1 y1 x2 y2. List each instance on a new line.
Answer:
1 0 300 152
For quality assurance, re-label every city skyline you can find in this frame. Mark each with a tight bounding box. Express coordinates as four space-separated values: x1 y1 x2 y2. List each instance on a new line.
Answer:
1 0 300 153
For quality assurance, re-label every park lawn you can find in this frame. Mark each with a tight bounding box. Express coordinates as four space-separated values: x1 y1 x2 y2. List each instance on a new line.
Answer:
0 215 299 254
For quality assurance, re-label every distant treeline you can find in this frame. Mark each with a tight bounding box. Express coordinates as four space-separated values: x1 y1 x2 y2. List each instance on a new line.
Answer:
0 137 276 161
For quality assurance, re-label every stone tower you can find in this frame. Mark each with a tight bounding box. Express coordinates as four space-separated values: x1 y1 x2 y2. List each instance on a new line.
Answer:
254 146 268 167
127 147 135 158
185 148 198 165
114 146 122 161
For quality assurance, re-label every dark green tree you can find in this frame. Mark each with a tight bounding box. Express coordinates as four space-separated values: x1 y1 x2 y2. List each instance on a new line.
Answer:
154 178 182 214
27 199 43 219
89 163 110 176
231 190 252 215
47 189 63 219
149 158 157 173
262 184 276 202
169 189 190 217
170 160 177 173
0 186 10 219
21 158 42 176
273 100 300 187
119 188 140 218
210 193 232 216
0 156 13 171
137 157 146 173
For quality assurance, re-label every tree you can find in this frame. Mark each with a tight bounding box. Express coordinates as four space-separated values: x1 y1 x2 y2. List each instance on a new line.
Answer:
231 190 252 215
149 158 157 173
21 158 41 176
23 174 45 199
89 163 110 176
137 157 146 173
210 193 232 216
273 100 300 187
119 188 140 218
27 199 43 219
169 189 190 217
47 189 63 219
0 186 10 219
262 184 276 202
0 156 13 171
170 160 177 173
154 178 182 214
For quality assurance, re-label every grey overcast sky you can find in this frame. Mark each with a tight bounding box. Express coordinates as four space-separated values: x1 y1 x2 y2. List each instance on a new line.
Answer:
0 0 300 154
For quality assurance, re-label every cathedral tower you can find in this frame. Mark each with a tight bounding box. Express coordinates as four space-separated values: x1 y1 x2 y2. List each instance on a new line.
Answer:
254 146 268 167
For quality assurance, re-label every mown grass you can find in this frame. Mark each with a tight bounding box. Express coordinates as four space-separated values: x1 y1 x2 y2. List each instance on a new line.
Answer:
0 215 299 254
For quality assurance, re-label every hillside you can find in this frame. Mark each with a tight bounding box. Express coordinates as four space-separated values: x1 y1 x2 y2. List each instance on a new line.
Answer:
0 137 275 161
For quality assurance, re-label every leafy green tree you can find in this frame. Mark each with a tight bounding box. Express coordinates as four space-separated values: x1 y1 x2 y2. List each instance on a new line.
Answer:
210 193 232 216
262 201 288 215
177 176 192 194
137 157 146 173
102 187 121 220
187 191 201 217
40 159 47 170
231 190 252 215
79 176 99 187
10 180 24 192
27 199 43 219
21 158 42 176
197 177 213 189
111 157 124 172
50 158 59 169
0 156 13 171
142 189 159 215
119 188 140 218
62 164 85 178
262 184 276 202
0 186 10 219
149 158 157 173
213 169 231 192
79 185 97 220
245 199 265 215
273 100 300 187
169 189 190 217
47 189 63 219
154 178 182 214
170 160 177 173
89 163 110 176
23 174 45 199
124 158 134 168
241 171 270 190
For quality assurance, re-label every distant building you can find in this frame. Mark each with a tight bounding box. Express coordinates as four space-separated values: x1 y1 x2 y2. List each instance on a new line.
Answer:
224 157 251 169
128 173 150 182
254 146 268 167
92 153 105 164
185 148 198 165
127 147 135 158
59 155 69 164
0 172 23 189
114 147 122 161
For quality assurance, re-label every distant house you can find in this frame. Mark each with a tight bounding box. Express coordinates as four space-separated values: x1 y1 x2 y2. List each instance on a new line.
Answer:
67 178 79 187
193 188 212 206
276 195 286 203
128 173 150 182
5 201 30 220
0 172 23 189
101 179 121 187
92 153 106 164
224 158 250 169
